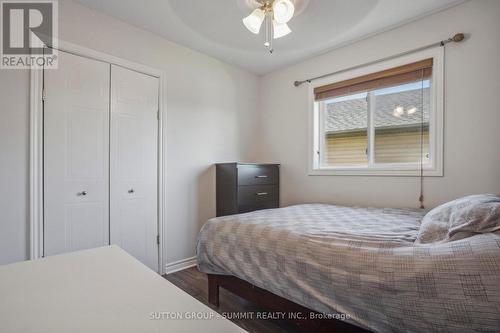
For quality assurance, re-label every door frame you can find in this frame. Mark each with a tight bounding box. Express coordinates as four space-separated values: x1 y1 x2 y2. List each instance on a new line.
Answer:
29 39 167 275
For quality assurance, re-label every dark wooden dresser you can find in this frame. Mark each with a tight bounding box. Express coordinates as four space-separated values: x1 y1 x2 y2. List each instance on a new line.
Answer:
216 163 280 217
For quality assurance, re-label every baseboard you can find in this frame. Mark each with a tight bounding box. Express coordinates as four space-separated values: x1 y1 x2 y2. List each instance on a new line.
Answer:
165 256 197 274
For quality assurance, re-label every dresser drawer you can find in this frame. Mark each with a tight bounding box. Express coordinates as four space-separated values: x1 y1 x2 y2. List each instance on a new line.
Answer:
238 185 279 205
237 164 279 186
216 163 280 217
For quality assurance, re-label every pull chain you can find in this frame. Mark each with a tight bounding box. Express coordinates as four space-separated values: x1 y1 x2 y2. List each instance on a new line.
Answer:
419 68 425 209
264 11 274 54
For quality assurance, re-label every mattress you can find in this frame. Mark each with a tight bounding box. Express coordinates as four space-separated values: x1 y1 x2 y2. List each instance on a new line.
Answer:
196 204 500 333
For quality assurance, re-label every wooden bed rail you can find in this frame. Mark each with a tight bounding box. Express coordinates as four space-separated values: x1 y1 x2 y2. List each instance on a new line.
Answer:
207 274 371 333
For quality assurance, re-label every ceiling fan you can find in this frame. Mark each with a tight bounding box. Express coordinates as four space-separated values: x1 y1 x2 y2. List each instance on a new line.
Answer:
242 0 295 53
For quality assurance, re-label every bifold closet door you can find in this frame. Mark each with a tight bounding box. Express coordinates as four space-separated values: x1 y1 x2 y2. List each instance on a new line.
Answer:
110 65 159 271
44 51 110 256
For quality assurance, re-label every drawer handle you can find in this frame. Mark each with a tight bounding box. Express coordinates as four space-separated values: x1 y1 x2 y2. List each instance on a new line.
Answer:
256 192 268 196
77 191 87 196
255 175 268 178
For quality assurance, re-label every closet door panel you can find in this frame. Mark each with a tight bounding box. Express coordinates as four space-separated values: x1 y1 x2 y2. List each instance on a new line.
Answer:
44 51 110 256
110 65 159 271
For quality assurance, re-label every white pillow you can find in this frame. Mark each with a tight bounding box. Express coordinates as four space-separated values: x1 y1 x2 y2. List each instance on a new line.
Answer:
415 194 500 244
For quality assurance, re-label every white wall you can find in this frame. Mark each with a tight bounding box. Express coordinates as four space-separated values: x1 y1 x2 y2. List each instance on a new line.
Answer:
0 70 30 265
257 0 500 209
0 1 259 266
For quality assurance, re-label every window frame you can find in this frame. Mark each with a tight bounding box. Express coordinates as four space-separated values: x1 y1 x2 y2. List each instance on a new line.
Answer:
309 47 444 176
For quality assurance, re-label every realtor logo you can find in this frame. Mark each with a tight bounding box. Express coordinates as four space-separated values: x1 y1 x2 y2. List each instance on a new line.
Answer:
1 0 58 68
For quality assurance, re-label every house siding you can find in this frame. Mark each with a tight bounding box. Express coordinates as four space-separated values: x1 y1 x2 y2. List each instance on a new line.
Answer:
325 128 429 166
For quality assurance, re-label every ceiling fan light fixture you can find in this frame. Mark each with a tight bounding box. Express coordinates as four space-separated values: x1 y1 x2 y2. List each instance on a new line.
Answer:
273 20 291 39
272 0 295 24
393 106 404 117
407 107 417 114
242 0 295 53
243 8 265 34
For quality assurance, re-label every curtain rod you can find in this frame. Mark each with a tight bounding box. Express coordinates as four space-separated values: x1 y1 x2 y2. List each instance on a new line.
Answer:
293 33 465 87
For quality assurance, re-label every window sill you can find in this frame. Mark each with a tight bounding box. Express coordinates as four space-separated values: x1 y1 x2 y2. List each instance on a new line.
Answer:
308 167 443 177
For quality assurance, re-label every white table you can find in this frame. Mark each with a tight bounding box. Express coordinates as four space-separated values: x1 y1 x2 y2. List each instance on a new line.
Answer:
0 246 246 333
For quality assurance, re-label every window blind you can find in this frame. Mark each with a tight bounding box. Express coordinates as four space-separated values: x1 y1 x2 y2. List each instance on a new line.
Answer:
314 58 433 101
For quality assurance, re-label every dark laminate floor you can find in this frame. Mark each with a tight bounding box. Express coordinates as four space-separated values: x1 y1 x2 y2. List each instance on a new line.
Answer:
164 267 303 333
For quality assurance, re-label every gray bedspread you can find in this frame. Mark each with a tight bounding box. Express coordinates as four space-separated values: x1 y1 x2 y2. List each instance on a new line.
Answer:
196 204 500 332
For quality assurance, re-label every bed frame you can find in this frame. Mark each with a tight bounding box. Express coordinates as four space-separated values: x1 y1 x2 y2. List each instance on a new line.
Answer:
207 274 370 333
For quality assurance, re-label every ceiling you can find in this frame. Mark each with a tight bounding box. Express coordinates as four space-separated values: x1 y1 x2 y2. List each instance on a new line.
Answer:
74 0 465 74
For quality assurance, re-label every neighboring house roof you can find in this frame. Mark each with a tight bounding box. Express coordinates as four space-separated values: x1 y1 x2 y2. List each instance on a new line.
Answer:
325 88 430 133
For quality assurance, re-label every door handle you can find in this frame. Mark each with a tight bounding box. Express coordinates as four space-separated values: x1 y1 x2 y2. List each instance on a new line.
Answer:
128 189 135 194
77 191 87 196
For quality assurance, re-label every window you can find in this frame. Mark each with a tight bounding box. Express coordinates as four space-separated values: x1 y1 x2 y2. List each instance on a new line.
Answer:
310 50 443 176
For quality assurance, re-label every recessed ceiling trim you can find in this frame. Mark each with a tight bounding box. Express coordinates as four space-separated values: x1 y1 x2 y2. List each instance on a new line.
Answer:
74 0 468 74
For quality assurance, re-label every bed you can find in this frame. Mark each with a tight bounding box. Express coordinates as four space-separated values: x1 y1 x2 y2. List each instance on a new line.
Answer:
0 246 246 333
197 199 500 333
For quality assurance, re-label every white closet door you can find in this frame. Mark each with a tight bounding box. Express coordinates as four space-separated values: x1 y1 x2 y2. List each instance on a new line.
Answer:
110 65 159 271
44 51 110 256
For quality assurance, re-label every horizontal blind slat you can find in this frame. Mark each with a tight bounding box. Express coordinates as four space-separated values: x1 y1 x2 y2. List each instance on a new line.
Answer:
314 59 432 101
